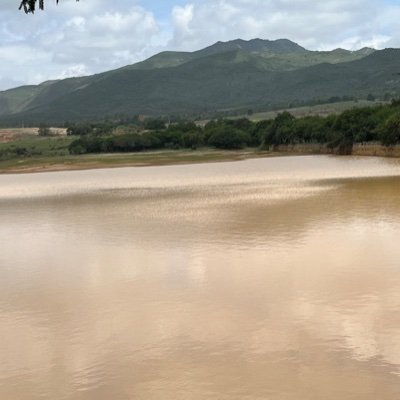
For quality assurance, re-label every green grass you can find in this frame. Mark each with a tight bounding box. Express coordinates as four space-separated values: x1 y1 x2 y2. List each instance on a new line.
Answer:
0 136 74 160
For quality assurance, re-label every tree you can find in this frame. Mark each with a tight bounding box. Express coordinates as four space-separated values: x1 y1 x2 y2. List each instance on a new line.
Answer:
208 126 250 149
19 0 78 13
263 111 295 147
381 114 400 146
38 125 52 136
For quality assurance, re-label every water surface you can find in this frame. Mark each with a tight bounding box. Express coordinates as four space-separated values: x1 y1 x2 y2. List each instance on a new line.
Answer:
1 155 400 399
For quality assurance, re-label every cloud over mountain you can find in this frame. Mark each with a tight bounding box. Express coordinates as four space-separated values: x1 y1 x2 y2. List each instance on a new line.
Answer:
0 0 399 90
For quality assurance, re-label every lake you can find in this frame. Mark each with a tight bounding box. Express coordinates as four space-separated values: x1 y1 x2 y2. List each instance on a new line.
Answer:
1 155 400 399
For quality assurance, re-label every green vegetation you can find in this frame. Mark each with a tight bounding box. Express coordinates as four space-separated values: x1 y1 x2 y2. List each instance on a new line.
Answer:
129 39 373 72
3 38 398 125
66 101 400 156
234 100 382 122
381 114 400 146
208 126 251 150
2 101 400 173
66 122 115 136
0 136 74 161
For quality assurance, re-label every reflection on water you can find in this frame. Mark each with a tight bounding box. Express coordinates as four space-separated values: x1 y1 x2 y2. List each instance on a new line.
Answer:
1 155 400 399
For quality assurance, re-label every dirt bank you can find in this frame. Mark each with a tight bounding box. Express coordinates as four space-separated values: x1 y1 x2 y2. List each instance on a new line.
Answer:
273 143 400 157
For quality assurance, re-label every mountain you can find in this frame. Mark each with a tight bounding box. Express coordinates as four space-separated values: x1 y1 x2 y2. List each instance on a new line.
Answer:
1 38 396 124
128 39 372 71
128 39 307 70
193 38 308 56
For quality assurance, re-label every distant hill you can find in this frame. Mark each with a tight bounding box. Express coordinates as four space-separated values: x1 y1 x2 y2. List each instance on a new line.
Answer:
1 38 398 124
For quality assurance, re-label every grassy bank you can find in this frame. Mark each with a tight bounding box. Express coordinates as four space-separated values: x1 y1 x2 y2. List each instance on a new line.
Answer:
0 149 281 174
2 143 400 175
0 133 275 174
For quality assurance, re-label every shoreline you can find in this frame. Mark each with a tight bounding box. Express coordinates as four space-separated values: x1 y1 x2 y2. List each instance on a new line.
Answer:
273 143 400 158
0 149 286 175
1 144 399 175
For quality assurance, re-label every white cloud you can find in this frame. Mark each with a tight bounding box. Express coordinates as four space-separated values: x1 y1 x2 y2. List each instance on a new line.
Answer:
58 64 91 79
171 4 194 41
320 35 392 52
51 7 162 67
0 1 167 89
168 0 397 51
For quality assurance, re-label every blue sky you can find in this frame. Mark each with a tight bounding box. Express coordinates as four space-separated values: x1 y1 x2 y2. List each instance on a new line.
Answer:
142 0 188 18
0 0 399 90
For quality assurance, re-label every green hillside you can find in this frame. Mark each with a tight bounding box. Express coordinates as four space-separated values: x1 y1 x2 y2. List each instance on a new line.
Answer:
1 38 398 125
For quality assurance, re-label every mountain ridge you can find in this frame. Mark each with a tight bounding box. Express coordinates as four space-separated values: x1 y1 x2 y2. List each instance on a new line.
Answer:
3 38 399 125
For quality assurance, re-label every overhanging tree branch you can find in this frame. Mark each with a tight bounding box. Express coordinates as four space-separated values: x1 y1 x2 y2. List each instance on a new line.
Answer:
19 0 79 13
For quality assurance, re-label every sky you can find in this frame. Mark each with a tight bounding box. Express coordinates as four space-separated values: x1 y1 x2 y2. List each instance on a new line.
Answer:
0 0 399 90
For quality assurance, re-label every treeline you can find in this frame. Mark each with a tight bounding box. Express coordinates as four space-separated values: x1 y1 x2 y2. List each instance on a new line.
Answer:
68 101 400 155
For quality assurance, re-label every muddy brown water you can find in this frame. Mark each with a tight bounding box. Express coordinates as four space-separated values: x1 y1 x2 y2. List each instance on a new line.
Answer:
1 155 400 399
